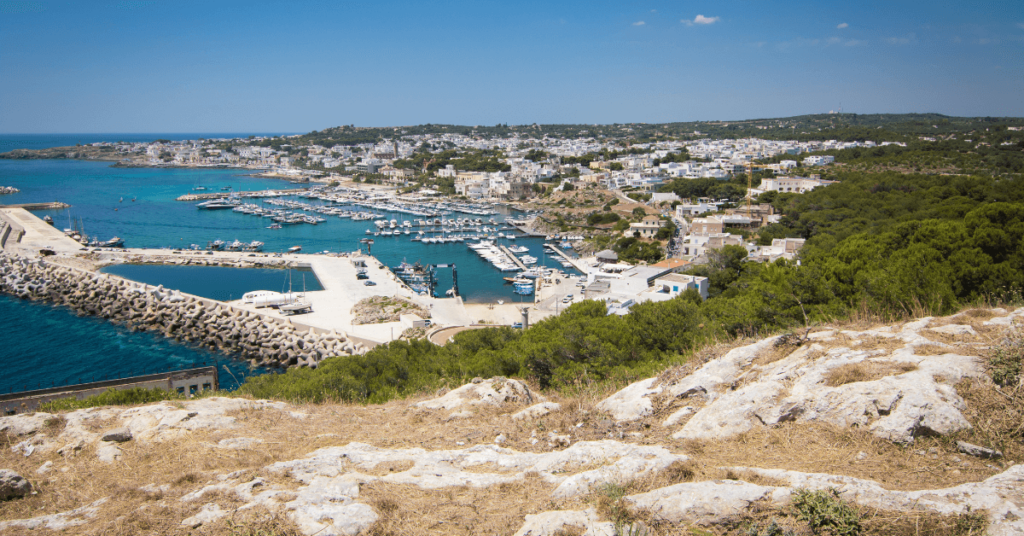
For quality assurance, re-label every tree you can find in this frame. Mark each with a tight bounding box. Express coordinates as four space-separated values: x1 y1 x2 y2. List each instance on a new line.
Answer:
632 207 647 219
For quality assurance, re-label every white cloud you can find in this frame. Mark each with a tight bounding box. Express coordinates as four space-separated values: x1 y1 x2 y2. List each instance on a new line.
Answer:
837 22 848 29
845 39 866 46
885 33 915 45
632 20 645 26
683 14 719 26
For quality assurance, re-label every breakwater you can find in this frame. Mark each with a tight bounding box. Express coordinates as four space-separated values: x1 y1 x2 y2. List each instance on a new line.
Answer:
0 251 367 371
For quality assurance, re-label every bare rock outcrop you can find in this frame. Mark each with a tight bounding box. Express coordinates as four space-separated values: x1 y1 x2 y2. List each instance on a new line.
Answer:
595 309 1024 444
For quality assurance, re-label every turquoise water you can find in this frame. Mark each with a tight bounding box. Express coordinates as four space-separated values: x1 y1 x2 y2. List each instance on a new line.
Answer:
0 158 576 392
100 265 324 302
0 159 577 303
0 294 266 395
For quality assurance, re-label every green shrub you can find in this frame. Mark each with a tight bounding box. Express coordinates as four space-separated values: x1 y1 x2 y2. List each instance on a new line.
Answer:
38 387 185 412
990 330 1023 388
792 488 861 536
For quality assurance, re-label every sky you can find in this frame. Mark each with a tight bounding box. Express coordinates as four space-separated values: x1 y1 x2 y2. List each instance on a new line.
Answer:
1 0 1022 133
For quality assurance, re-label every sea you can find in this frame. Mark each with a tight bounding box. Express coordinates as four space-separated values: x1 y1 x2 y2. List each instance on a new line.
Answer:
0 134 578 393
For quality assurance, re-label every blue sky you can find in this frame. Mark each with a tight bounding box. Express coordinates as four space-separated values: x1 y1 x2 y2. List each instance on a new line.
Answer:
1 0 1021 133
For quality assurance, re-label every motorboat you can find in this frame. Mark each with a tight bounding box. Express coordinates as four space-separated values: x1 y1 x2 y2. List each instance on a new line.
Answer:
287 246 302 253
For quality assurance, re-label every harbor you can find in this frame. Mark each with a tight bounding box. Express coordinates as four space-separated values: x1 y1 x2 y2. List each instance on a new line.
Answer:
0 160 601 398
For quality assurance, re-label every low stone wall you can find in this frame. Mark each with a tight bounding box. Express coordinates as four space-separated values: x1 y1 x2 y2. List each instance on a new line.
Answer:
0 251 367 370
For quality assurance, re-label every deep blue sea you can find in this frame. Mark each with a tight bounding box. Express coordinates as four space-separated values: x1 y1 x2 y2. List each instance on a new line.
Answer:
0 133 291 152
0 293 264 395
0 150 578 393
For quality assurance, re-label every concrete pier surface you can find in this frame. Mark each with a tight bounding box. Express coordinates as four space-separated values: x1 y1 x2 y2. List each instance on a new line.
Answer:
0 208 578 345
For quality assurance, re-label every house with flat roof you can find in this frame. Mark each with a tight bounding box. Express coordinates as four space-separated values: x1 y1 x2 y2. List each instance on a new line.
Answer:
628 215 665 239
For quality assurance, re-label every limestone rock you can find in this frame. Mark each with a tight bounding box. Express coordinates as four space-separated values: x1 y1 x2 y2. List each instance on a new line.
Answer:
0 412 55 437
512 402 561 420
96 443 122 463
595 377 661 422
181 503 227 528
931 324 977 336
514 509 615 536
415 378 535 410
101 427 132 442
217 437 264 450
0 498 106 531
597 318 990 444
625 480 783 526
957 440 1003 459
0 469 32 500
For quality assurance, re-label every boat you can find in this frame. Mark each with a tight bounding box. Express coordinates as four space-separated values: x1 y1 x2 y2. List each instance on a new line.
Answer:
227 239 245 251
247 241 264 251
287 246 302 253
43 216 53 225
208 240 225 250
100 236 124 248
196 200 237 209
267 223 282 229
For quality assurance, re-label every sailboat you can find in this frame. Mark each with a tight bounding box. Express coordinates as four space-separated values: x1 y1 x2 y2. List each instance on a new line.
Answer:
279 271 312 315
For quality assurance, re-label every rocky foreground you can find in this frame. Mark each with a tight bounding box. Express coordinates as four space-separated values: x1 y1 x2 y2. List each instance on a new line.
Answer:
1 308 1022 535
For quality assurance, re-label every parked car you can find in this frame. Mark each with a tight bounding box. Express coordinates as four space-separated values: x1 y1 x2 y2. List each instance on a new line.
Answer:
364 280 377 286
512 322 523 329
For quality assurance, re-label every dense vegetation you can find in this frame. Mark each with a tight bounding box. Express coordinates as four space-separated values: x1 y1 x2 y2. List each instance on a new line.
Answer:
241 165 1024 404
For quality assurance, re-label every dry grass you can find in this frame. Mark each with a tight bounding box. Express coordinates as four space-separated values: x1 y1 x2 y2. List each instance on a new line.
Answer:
952 377 1024 465
362 475 588 536
824 361 918 387
677 422 1007 491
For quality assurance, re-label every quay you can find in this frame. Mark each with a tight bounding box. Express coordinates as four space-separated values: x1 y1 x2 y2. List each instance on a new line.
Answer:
0 202 70 210
544 244 587 272
176 188 310 201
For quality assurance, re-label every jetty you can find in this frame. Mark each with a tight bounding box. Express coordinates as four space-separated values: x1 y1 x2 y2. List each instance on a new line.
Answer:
0 202 70 210
175 188 310 201
498 245 527 270
544 244 587 272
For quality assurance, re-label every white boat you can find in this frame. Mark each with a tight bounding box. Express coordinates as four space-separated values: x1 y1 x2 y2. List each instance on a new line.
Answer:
288 246 302 253
242 290 300 308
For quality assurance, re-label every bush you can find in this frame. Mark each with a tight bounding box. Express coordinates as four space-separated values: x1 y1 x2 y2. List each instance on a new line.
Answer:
792 488 860 536
587 212 621 226
990 329 1023 388
38 387 185 412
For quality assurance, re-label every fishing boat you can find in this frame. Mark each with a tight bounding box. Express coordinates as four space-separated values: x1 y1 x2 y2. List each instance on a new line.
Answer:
43 216 53 225
267 223 282 229
287 245 302 253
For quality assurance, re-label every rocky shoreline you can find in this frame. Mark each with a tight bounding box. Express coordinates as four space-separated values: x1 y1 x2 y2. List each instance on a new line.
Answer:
0 251 366 370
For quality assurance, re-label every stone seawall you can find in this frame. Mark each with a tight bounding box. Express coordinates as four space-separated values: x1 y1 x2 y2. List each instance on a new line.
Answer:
0 251 367 371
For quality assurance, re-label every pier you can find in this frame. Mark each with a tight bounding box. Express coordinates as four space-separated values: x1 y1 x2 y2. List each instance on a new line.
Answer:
176 188 310 201
0 202 70 210
499 245 527 270
544 244 587 272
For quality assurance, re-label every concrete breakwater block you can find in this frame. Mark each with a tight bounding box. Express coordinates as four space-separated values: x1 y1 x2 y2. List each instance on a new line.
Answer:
0 251 365 370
